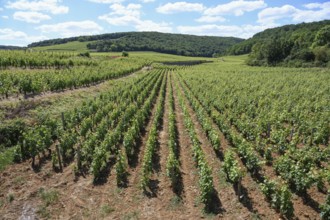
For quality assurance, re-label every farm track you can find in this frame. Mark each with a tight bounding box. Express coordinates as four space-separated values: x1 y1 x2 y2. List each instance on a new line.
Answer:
171 74 204 218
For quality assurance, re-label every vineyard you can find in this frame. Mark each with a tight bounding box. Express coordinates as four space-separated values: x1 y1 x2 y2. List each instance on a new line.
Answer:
0 52 329 219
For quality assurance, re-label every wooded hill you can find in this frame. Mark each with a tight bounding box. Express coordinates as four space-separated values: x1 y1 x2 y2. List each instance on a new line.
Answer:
227 20 330 67
28 32 243 57
0 45 25 50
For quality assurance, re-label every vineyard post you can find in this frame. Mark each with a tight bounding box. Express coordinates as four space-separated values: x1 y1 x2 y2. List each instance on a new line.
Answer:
32 155 35 168
309 128 316 146
237 177 242 201
267 123 271 138
289 128 294 142
56 144 63 172
21 140 26 160
77 144 81 171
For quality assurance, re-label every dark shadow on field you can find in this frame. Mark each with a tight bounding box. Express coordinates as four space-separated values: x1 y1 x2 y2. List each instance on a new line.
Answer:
128 115 152 168
233 182 256 214
128 135 143 168
117 172 129 188
152 140 161 173
143 179 159 198
205 189 224 214
32 153 51 173
297 191 321 213
169 170 184 199
93 159 116 186
250 170 265 184
215 148 224 161
240 158 265 184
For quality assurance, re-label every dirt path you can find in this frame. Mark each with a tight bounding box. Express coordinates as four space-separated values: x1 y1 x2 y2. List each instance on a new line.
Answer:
152 72 174 202
171 74 204 218
175 75 258 219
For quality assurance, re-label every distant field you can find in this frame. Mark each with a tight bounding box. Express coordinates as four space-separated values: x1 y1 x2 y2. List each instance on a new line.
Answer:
32 42 214 62
93 51 214 62
32 41 92 52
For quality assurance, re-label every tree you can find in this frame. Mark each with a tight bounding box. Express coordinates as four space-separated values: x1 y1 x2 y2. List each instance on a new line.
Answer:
122 51 129 57
312 25 330 48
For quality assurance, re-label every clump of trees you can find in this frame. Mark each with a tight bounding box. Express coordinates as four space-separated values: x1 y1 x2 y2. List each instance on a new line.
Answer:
247 24 330 67
78 52 90 58
227 20 330 67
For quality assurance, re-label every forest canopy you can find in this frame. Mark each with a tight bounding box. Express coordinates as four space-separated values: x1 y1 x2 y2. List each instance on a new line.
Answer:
226 20 330 67
28 32 243 57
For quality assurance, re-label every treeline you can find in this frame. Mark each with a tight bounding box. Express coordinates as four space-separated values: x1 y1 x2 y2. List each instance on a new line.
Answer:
28 32 243 57
227 20 330 67
28 32 127 47
0 45 25 50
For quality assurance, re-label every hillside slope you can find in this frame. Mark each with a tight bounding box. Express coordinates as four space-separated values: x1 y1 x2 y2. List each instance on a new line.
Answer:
28 32 243 57
227 20 330 67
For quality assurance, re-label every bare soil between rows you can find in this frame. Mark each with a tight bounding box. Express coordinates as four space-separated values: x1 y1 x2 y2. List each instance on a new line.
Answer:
0 71 325 220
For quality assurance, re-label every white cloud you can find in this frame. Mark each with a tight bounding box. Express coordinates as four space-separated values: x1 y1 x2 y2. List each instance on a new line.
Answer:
204 0 266 16
0 28 47 46
99 3 172 32
2 16 9 19
99 14 139 26
139 0 155 3
257 5 296 25
0 28 28 40
293 9 330 23
6 0 69 14
99 3 141 26
36 20 103 37
88 0 124 3
258 3 330 25
177 24 275 39
110 3 141 17
13 11 51 23
304 3 324 9
156 2 205 14
196 15 226 23
296 2 330 22
136 20 172 32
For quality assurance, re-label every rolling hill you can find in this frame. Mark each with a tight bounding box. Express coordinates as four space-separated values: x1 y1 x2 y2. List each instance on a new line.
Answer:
28 31 243 57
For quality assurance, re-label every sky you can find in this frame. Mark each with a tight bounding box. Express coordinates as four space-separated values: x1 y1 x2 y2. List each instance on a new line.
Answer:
0 0 329 46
